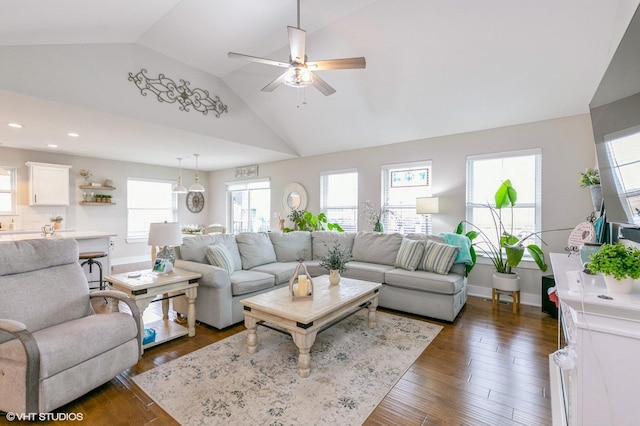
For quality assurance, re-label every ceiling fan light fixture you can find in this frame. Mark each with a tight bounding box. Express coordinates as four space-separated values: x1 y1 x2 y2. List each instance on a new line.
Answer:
283 66 313 88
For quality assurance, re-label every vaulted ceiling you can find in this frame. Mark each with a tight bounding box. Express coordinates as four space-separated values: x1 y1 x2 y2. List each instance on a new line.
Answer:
1 0 638 171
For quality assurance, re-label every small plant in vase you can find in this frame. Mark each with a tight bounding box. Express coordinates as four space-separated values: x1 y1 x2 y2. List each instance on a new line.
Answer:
79 169 92 185
319 241 352 285
50 216 63 229
587 242 640 294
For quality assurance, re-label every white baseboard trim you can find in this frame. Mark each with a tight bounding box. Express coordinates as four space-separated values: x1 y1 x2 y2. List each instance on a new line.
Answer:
467 284 542 308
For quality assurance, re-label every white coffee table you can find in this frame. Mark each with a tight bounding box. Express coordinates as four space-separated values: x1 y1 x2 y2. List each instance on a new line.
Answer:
240 275 381 377
105 268 201 354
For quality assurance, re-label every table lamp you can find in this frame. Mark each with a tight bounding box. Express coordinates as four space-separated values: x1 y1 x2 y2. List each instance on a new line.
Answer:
416 197 439 233
148 222 183 271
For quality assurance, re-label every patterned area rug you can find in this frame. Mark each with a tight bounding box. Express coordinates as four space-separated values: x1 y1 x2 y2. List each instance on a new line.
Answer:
133 311 442 426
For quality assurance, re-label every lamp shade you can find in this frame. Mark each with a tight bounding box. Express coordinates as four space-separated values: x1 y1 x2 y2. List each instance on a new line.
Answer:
147 222 183 247
416 197 439 214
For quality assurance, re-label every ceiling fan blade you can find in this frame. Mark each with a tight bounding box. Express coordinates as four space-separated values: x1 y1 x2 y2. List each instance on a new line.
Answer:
228 52 289 68
310 72 336 96
287 26 306 64
261 71 288 92
307 57 366 71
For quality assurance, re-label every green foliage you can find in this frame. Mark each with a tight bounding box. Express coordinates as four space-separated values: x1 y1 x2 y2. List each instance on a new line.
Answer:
319 241 352 273
587 242 640 280
456 180 550 275
579 168 600 187
49 216 63 223
283 211 344 233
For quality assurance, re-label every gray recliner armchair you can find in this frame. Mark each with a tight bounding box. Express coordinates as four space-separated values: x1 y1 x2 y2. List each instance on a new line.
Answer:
0 238 141 414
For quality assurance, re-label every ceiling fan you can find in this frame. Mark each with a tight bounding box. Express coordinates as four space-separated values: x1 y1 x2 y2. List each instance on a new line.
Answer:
227 0 366 96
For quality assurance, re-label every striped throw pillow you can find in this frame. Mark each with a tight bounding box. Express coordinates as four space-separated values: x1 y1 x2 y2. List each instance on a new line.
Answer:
395 238 425 271
205 244 235 274
419 240 459 275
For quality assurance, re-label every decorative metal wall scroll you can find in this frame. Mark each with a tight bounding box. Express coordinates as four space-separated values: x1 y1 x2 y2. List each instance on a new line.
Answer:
128 69 229 118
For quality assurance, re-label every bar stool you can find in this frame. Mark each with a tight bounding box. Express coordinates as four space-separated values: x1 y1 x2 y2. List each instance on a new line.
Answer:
79 251 107 290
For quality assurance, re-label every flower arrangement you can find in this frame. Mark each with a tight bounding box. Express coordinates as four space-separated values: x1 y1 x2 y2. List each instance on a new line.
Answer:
579 168 600 187
319 241 352 273
587 242 640 280
361 201 394 232
49 216 63 223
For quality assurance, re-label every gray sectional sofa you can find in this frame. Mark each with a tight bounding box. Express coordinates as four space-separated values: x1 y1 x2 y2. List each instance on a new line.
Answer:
174 231 468 329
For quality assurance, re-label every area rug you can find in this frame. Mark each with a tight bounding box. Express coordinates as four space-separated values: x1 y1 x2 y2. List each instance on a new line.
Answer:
133 311 442 426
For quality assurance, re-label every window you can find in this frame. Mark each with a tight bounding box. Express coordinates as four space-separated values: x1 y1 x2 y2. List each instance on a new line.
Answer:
320 169 358 232
605 130 640 226
228 179 270 234
466 149 541 248
381 162 432 234
127 178 177 240
0 167 17 215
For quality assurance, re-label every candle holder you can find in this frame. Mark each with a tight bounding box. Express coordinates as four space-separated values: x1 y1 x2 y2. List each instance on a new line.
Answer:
289 262 314 301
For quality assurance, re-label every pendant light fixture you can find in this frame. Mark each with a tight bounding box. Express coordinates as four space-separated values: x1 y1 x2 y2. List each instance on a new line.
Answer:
173 157 188 194
188 153 205 192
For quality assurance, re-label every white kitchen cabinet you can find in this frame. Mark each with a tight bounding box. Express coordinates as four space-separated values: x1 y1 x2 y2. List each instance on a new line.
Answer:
25 162 72 205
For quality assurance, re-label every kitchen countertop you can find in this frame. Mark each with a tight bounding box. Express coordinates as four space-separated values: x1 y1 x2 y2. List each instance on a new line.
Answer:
0 231 116 242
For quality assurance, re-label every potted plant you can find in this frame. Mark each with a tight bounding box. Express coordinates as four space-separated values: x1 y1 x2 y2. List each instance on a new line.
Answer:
50 216 63 229
319 241 352 285
579 168 602 212
283 210 344 232
455 180 552 291
587 242 640 294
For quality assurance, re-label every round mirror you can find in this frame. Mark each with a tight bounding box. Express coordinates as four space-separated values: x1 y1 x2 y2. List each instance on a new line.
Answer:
281 183 308 213
288 191 301 209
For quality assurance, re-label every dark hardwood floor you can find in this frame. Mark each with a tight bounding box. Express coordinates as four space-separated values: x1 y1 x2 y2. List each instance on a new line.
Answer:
23 281 559 426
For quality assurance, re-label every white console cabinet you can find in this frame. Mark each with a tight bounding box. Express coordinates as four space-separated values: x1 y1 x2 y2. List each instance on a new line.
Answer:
550 253 640 426
25 162 72 205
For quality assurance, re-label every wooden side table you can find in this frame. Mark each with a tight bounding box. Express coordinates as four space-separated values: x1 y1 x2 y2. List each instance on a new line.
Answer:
105 268 201 354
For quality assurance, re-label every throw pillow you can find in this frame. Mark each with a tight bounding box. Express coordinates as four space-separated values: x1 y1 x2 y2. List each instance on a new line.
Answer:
205 244 235 274
420 240 460 275
395 238 425 271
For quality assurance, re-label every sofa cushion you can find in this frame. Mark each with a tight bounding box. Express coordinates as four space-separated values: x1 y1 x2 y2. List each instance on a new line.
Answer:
395 238 425 271
180 234 242 271
235 232 277 269
269 232 312 261
342 261 395 283
205 244 235 274
311 231 355 260
230 270 275 296
250 261 299 285
351 232 403 266
385 268 465 295
419 240 459 275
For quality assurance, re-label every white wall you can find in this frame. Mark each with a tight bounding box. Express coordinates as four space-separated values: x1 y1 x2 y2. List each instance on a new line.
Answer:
1 113 597 305
208 113 597 305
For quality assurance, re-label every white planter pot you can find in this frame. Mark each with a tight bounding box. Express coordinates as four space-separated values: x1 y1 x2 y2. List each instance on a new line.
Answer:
590 184 603 212
603 275 634 294
493 272 520 291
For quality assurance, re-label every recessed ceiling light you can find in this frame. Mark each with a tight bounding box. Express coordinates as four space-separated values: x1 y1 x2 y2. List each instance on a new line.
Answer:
47 144 58 148
67 132 79 137
8 123 23 129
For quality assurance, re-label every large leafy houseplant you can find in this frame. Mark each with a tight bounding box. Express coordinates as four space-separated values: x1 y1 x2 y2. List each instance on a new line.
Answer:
283 210 344 232
587 242 640 280
456 180 549 275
